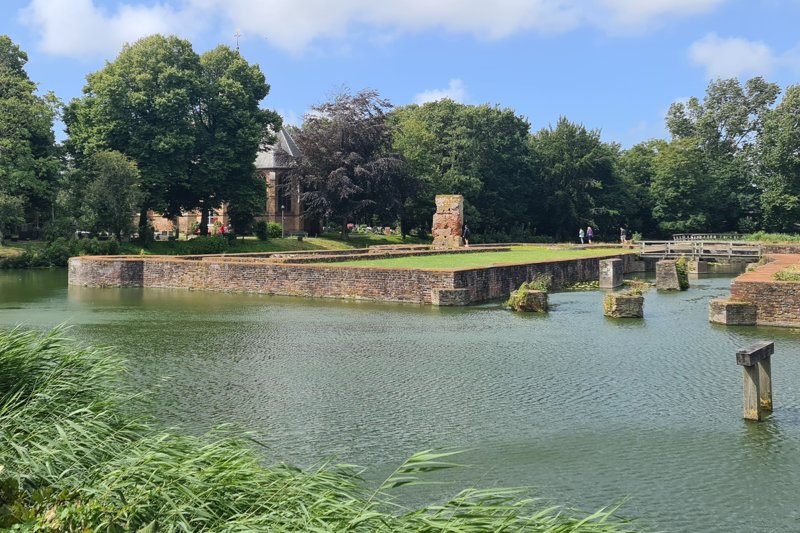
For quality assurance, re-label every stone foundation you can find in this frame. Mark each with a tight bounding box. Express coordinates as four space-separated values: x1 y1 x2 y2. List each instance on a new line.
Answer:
599 258 623 288
431 288 471 306
709 299 757 325
656 260 681 291
510 290 548 312
69 252 639 306
431 195 464 249
688 260 708 274
603 293 644 318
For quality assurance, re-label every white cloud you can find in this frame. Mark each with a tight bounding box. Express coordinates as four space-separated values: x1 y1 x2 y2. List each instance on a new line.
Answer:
599 0 724 27
414 79 467 105
18 0 733 59
19 0 201 58
688 33 776 78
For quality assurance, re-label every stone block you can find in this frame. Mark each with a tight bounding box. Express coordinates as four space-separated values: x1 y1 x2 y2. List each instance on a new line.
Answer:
603 293 644 318
431 288 472 306
688 260 708 273
599 258 623 288
509 290 549 312
709 298 757 326
656 260 681 291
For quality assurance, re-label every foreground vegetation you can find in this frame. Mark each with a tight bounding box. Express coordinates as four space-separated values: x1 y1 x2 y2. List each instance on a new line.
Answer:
331 246 632 269
0 328 638 531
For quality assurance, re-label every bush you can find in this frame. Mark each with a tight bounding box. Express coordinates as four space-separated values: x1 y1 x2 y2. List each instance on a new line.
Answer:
267 222 283 238
505 274 552 309
183 236 230 254
254 221 269 241
0 237 122 269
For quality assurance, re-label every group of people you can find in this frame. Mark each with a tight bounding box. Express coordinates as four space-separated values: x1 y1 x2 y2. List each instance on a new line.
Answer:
578 226 594 244
577 225 632 245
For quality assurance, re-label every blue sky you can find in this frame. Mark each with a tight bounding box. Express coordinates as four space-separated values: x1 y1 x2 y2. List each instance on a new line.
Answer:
3 0 800 147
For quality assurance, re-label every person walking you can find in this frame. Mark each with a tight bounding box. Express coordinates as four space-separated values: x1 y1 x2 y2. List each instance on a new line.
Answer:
586 226 594 244
579 227 585 244
462 224 471 247
620 226 626 244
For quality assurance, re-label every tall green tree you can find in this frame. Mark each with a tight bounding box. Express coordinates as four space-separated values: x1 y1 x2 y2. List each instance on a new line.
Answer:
650 137 712 233
64 35 200 230
0 35 59 230
665 77 781 231
528 118 620 241
188 45 280 234
617 140 664 237
391 100 532 237
286 89 413 238
756 85 800 232
80 151 142 240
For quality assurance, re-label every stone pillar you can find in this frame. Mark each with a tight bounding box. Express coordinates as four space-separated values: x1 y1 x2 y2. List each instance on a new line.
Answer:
688 260 708 274
708 299 757 325
599 259 623 288
656 260 681 290
736 341 774 421
431 195 464 249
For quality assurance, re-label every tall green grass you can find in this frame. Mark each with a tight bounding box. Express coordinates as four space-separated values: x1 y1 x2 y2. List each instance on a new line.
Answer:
0 327 640 531
744 232 800 243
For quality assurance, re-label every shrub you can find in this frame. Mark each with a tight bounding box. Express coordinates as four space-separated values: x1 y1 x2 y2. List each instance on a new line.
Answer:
254 221 269 241
505 274 552 309
267 222 283 238
675 256 690 290
183 236 230 254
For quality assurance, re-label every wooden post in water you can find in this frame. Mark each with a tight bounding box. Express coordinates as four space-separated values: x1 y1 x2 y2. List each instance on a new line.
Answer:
735 341 774 421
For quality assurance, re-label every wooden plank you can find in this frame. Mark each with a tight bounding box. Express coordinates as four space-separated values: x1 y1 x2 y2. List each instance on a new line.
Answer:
743 365 762 421
736 341 774 367
758 358 773 411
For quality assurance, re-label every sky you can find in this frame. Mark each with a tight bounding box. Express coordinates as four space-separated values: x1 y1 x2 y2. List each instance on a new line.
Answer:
3 0 800 147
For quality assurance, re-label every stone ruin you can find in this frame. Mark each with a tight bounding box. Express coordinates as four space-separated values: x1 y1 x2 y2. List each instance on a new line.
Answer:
431 194 464 248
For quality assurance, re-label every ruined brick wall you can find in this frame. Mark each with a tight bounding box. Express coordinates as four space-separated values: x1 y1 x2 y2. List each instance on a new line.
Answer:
728 254 800 327
431 195 464 248
69 257 455 304
69 252 638 305
450 254 636 302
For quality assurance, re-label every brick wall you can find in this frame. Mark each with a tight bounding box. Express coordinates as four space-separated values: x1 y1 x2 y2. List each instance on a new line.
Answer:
69 252 638 305
729 253 800 327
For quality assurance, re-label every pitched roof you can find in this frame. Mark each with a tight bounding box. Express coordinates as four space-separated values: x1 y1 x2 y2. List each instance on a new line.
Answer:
255 126 299 170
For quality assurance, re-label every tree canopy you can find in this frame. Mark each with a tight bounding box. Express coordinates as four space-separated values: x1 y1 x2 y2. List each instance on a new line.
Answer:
64 35 278 235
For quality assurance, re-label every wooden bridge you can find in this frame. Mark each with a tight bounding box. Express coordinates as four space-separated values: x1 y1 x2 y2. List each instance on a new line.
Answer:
638 240 762 260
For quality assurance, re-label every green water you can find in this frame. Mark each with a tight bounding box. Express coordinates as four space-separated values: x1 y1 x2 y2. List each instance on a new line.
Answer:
2 269 800 532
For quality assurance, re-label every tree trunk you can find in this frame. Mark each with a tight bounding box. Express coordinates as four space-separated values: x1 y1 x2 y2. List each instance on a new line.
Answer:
341 217 348 240
199 205 209 236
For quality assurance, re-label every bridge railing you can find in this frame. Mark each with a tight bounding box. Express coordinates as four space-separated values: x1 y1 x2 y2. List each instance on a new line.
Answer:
672 233 742 241
638 240 761 259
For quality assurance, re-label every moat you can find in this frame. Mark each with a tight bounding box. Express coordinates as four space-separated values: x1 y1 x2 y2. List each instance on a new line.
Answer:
3 269 800 532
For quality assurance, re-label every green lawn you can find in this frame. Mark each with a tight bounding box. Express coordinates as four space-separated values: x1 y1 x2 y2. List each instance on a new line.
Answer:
329 246 633 269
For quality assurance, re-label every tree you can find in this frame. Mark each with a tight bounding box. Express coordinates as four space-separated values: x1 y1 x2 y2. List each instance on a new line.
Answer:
756 85 800 232
285 89 412 238
188 45 280 234
81 151 142 240
649 137 712 233
0 35 59 228
64 35 201 230
0 194 24 243
65 36 279 236
528 118 620 241
665 77 781 231
391 100 532 237
617 140 664 237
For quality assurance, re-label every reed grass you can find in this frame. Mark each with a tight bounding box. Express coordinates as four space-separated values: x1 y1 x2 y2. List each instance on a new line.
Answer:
0 327 641 532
